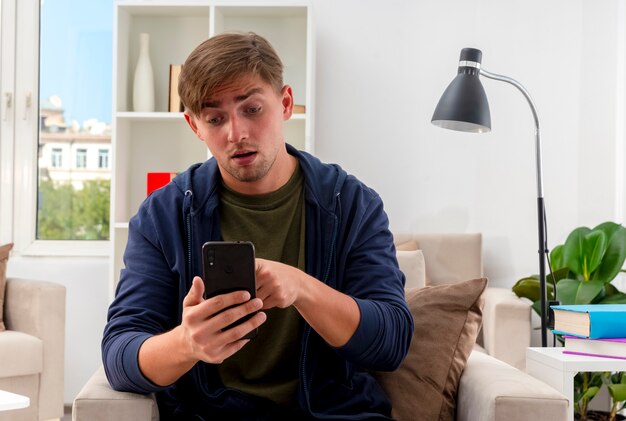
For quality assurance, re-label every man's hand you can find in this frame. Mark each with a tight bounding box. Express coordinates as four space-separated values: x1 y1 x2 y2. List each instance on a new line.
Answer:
138 276 266 386
181 276 266 363
254 258 360 348
255 258 303 309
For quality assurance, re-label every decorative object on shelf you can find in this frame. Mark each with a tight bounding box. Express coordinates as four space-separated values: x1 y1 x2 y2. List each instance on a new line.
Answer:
431 47 552 346
168 64 184 112
132 32 155 112
147 172 178 196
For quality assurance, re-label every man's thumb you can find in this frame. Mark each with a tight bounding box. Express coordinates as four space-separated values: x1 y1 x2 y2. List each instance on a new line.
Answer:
184 276 205 307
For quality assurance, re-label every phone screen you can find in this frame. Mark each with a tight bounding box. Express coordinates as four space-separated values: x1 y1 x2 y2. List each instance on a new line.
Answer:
202 241 257 339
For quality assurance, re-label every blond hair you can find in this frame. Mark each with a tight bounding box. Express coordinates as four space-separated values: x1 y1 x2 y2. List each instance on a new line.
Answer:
179 32 284 116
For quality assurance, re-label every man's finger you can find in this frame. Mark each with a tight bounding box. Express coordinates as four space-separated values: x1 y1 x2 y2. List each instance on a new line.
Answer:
183 276 205 307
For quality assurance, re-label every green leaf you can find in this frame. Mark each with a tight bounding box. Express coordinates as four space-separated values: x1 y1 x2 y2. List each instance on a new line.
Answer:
608 384 626 402
598 292 626 304
593 224 626 282
556 278 605 305
550 267 571 283
512 277 555 302
581 386 601 402
550 245 564 270
582 230 607 277
563 227 591 277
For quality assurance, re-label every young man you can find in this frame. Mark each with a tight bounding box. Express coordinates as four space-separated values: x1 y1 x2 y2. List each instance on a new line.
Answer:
102 32 413 420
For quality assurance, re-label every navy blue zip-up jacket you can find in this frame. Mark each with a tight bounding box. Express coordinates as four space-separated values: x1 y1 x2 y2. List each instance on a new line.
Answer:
102 145 413 420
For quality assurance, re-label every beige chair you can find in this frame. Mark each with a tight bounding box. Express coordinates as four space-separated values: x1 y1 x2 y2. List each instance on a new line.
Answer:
73 233 567 421
394 233 532 370
0 278 66 421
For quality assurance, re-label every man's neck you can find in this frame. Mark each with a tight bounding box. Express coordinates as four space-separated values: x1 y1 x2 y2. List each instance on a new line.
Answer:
221 149 298 196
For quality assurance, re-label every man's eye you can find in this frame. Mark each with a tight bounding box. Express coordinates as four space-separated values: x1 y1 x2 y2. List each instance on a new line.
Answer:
206 116 222 125
247 106 261 114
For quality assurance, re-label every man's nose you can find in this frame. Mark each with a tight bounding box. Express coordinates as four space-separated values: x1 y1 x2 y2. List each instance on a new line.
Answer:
227 115 248 143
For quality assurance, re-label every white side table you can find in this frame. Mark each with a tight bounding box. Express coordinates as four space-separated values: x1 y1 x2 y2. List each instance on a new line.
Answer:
526 347 626 421
0 389 29 412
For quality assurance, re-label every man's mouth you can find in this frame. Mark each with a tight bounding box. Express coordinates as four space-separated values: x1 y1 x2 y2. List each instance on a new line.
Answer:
233 150 256 159
231 150 257 165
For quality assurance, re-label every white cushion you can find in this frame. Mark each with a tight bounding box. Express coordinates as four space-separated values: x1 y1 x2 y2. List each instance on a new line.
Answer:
396 249 426 289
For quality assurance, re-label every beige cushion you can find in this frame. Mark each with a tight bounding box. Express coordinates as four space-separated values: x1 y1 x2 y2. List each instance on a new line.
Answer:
396 249 426 289
375 277 487 421
0 243 13 332
0 330 43 377
394 233 483 286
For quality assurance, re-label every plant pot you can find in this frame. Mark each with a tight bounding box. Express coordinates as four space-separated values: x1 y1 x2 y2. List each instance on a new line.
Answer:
576 410 626 421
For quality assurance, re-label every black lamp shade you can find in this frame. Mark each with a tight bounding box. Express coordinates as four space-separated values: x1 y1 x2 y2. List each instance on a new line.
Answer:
431 52 492 133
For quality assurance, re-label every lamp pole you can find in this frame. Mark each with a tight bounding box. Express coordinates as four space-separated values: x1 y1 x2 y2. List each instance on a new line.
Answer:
479 69 549 347
432 49 550 347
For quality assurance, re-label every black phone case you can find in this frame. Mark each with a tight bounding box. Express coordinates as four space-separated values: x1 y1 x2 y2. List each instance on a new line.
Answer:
202 241 258 339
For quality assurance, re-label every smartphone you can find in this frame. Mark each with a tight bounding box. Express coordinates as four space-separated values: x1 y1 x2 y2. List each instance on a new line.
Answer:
202 241 258 339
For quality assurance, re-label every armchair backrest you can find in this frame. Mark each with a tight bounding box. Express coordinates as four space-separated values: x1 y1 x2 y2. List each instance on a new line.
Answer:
394 233 483 286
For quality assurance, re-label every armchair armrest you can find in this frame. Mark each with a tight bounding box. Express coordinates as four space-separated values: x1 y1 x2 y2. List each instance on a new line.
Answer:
73 366 159 421
457 351 568 421
4 278 66 420
481 287 531 370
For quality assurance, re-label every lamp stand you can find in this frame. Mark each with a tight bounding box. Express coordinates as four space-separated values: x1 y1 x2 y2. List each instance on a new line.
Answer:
480 69 549 347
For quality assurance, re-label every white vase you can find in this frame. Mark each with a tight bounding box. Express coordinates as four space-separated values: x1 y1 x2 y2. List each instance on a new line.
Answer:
132 33 155 112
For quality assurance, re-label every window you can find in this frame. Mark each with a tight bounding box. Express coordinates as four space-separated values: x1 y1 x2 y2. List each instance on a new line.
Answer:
75 148 87 168
35 0 113 242
51 148 63 168
98 149 109 169
0 0 113 253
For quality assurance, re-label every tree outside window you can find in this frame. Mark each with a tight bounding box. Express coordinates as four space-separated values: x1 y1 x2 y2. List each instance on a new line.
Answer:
37 1 112 241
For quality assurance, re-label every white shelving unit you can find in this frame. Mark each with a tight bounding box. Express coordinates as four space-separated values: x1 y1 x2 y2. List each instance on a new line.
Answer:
111 0 313 293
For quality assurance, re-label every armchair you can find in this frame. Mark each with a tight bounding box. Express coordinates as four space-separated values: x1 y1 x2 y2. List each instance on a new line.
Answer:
73 233 567 421
0 278 66 421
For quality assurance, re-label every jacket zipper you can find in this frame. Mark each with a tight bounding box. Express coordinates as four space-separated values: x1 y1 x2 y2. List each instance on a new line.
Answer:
301 192 341 418
184 189 193 286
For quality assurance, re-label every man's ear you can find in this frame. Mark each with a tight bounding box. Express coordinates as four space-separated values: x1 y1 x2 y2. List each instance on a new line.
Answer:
184 111 203 141
280 85 294 121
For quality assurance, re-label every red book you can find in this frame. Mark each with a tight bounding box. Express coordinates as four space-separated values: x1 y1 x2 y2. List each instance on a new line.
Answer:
147 172 177 196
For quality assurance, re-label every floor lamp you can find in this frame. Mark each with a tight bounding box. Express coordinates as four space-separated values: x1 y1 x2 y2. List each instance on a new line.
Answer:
431 47 549 347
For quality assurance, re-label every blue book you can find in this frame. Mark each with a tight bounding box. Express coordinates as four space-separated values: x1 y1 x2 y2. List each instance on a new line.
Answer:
551 304 626 339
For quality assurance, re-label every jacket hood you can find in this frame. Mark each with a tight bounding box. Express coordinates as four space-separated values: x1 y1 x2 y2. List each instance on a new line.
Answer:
172 143 347 215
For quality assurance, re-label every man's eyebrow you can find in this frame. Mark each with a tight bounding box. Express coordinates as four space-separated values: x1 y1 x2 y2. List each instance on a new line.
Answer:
202 87 264 109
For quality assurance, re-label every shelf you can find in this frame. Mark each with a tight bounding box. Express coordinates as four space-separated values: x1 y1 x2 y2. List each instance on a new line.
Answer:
111 1 312 290
116 111 186 121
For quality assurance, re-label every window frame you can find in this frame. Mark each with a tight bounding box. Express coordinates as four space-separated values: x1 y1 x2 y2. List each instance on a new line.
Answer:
75 148 87 168
3 0 108 256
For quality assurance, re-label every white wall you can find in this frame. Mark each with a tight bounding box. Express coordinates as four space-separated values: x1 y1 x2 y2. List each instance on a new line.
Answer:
6 0 626 404
312 0 625 287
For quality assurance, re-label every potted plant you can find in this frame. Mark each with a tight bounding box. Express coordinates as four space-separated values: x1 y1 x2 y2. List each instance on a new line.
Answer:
574 372 603 420
513 221 626 310
603 371 626 420
513 221 626 419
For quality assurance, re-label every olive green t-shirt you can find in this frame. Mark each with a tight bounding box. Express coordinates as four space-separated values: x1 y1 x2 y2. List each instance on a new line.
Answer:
217 163 305 408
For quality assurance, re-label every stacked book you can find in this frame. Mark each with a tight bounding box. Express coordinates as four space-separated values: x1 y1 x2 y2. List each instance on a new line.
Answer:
551 304 626 360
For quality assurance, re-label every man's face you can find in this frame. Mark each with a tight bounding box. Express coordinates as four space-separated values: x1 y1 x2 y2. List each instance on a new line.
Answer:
185 75 294 194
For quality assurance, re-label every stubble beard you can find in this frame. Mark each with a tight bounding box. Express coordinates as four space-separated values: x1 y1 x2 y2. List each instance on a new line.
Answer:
226 148 278 183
